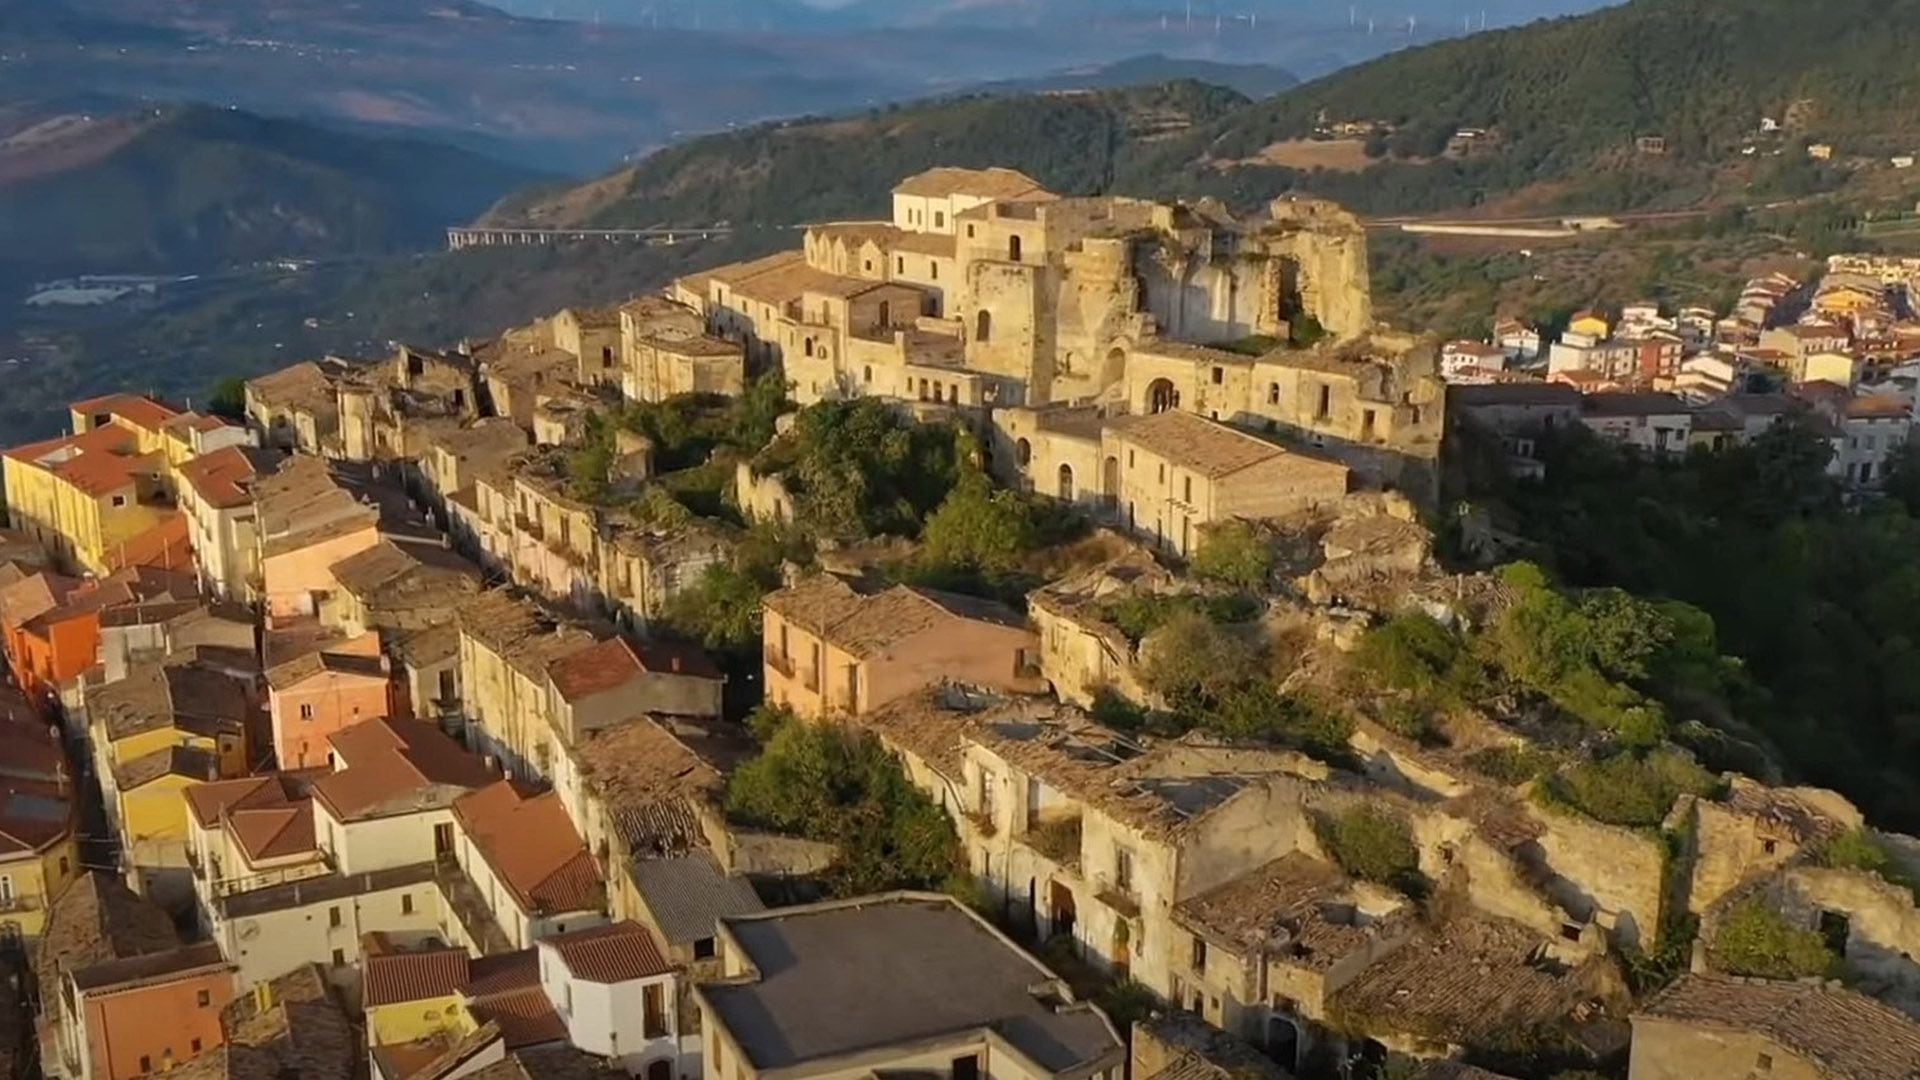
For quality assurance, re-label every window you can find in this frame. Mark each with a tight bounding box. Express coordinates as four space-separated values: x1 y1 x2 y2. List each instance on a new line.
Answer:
967 224 976 238
329 906 342 928
111 494 127 507
402 894 414 915
935 211 946 229
694 936 716 960
897 257 905 274
191 1038 202 1053
864 259 873 272
1211 366 1223 385
975 310 992 343
197 989 212 1007
1157 464 1165 483
979 769 998 820
1114 845 1135 894
1315 384 1332 421
1757 1053 1773 1072
1191 935 1208 972
952 1055 981 1080
1763 838 1778 855
299 703 314 721
863 365 873 383
141 1056 152 1074
1268 382 1280 405
331 948 345 966
931 261 939 281
1183 477 1192 503
644 982 669 1037
0 877 12 905
1016 438 1032 466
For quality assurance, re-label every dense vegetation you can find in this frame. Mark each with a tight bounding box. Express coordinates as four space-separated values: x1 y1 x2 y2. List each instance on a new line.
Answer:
0 103 543 278
725 706 968 897
484 81 1251 228
1460 418 1920 832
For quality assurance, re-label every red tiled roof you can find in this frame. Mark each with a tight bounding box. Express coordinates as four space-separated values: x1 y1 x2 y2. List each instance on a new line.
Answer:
312 717 495 821
178 447 261 510
71 393 180 433
363 948 471 1007
632 638 723 681
543 921 671 984
464 949 540 997
467 987 567 1048
547 637 642 702
107 514 191 573
228 805 315 863
453 781 602 916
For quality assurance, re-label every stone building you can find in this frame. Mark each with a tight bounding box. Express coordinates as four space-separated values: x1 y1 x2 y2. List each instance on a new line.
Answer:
1629 974 1920 1080
989 407 1351 556
759 574 1044 718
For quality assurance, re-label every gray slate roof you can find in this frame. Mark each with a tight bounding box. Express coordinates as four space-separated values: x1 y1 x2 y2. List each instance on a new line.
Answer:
630 851 764 947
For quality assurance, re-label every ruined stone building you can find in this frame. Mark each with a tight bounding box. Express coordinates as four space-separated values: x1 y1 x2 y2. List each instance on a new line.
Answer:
671 167 1443 497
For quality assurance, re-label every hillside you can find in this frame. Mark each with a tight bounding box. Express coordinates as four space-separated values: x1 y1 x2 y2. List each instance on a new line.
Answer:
975 54 1297 101
0 103 546 279
1122 0 1920 214
488 0 1920 226
482 81 1251 229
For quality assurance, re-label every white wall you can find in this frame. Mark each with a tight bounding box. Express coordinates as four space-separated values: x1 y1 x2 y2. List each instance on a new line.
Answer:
217 879 444 992
328 807 453 875
538 943 678 1072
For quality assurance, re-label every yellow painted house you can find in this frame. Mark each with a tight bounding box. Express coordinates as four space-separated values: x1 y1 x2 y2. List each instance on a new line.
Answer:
1568 310 1612 340
2 410 174 577
363 946 479 1047
114 745 219 903
0 716 82 947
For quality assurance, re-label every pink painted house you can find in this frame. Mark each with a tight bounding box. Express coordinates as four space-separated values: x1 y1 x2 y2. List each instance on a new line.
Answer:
265 634 393 768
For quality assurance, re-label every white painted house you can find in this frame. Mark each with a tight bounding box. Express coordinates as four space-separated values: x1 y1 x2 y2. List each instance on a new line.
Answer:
537 921 680 1077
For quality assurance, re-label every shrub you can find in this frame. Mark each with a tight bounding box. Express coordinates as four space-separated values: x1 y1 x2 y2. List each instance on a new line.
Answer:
1546 748 1714 829
1466 744 1556 785
1139 611 1263 708
1818 829 1920 899
1190 520 1275 591
1708 899 1837 980
1318 806 1424 894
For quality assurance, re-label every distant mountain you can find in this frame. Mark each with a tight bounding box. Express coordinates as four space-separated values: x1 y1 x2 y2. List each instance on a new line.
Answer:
977 55 1296 101
0 103 546 279
480 80 1250 229
1115 0 1920 214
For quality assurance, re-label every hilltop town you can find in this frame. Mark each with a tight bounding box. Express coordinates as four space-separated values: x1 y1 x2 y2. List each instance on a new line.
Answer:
1 167 1918 1080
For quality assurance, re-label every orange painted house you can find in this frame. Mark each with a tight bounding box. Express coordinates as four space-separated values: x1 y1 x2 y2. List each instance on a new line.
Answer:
65 942 235 1078
265 634 393 769
0 566 200 705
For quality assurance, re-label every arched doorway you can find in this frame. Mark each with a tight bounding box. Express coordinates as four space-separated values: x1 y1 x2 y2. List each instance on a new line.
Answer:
1057 464 1075 501
1264 1016 1301 1071
647 1059 673 1080
877 300 891 327
976 310 993 343
1101 456 1119 510
1009 235 1023 263
1147 378 1179 414
1016 438 1032 466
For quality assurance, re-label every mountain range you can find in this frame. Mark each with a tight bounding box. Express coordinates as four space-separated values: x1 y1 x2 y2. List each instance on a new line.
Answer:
492 0 1920 227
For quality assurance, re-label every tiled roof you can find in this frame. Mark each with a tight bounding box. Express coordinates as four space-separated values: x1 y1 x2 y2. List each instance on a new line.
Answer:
1637 974 1920 1079
1105 411 1304 479
466 1047 625 1080
69 940 228 992
0 569 81 628
452 781 603 916
216 963 358 1080
246 361 343 413
183 772 315 830
72 393 182 432
463 949 540 997
36 871 180 1008
1174 852 1405 971
761 575 1028 658
228 803 316 864
547 637 645 702
630 851 764 947
362 947 471 1007
91 662 250 743
893 166 1050 200
1326 914 1609 1045
178 447 272 511
543 921 672 983
264 648 388 691
573 717 725 856
114 744 218 792
311 717 496 822
1580 391 1692 417
466 986 567 1048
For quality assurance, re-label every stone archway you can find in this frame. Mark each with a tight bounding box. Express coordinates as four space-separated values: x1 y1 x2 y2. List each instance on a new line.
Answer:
1057 464 1075 501
1146 378 1179 414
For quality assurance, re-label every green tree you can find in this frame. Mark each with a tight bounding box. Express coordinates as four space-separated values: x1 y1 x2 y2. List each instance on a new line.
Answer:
1139 611 1264 710
207 376 247 419
726 711 966 896
1189 520 1274 591
919 468 1038 574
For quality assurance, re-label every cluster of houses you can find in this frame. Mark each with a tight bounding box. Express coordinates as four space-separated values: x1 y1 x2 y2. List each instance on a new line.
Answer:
0 167 1916 1080
1443 257 1920 487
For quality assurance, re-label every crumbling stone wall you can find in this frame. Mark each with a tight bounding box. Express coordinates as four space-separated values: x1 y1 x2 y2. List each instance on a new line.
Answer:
1255 198 1374 342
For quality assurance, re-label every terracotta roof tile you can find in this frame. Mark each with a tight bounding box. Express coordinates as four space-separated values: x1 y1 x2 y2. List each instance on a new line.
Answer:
363 947 471 1007
1637 974 1920 1079
1106 410 1319 479
311 718 496 822
543 921 671 983
70 393 180 433
893 167 1049 200
453 781 603 916
466 986 567 1048
548 637 645 702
